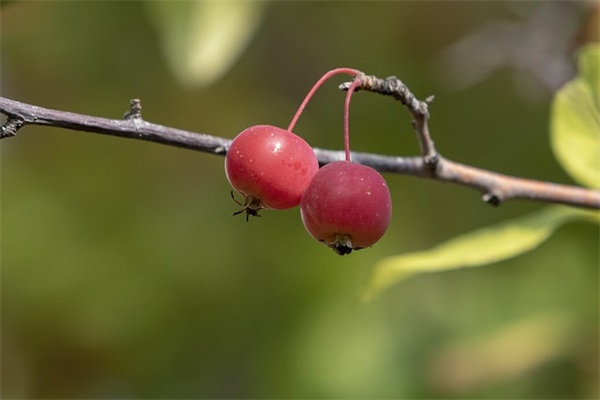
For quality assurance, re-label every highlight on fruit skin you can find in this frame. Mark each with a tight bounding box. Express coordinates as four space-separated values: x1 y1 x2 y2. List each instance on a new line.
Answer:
300 161 392 255
225 124 319 219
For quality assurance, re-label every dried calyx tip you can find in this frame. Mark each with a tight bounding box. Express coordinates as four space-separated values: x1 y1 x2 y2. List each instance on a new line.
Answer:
328 234 359 256
332 244 353 256
230 191 263 221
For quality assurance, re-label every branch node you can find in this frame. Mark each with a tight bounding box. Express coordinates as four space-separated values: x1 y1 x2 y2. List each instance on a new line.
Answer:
0 116 25 139
424 152 439 167
124 98 142 120
338 82 351 91
482 192 502 207
214 145 228 155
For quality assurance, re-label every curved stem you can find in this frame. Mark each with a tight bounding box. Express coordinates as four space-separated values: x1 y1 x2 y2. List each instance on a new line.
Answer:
343 78 361 162
287 67 360 132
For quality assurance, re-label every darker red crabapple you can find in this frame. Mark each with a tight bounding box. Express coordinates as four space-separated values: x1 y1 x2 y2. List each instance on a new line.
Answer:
225 124 319 219
300 161 392 255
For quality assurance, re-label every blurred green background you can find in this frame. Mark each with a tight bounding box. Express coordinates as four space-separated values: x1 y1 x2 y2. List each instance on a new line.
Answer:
1 1 598 398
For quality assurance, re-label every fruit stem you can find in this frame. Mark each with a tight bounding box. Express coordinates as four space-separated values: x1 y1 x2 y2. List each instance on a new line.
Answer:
287 67 361 133
343 78 360 162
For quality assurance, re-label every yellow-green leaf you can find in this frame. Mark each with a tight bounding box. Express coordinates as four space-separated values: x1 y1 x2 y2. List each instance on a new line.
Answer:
146 1 265 88
362 206 599 301
428 312 579 394
550 44 600 189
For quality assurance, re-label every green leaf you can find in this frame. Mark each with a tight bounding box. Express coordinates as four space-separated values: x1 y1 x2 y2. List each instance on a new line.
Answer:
428 312 579 392
362 206 599 301
550 44 600 189
146 1 265 88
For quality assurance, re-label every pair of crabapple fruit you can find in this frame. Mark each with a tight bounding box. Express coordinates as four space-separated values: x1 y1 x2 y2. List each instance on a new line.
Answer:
224 69 392 255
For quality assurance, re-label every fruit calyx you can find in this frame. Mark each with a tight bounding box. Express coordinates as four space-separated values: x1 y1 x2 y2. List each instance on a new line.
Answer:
230 191 263 221
327 234 357 256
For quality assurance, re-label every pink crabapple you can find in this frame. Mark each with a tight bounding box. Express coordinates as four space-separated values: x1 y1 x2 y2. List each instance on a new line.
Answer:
225 124 319 219
224 68 360 220
300 160 392 255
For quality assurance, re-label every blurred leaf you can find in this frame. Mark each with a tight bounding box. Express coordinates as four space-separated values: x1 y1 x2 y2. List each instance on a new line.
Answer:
146 1 265 88
550 43 600 189
427 312 581 395
362 206 599 301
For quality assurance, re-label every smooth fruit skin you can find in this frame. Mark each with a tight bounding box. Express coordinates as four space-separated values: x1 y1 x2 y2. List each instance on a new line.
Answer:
301 161 392 255
225 125 319 213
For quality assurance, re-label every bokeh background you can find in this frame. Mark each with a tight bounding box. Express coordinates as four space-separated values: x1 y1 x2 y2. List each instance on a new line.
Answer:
1 1 598 398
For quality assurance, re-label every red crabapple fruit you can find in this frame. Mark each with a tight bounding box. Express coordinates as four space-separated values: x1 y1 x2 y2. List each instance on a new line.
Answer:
301 161 392 255
225 125 319 219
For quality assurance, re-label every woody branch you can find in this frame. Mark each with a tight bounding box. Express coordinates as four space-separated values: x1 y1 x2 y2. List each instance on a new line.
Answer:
1 80 598 210
342 74 600 209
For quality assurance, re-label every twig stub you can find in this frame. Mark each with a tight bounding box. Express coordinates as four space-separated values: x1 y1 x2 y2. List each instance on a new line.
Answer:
124 98 143 120
0 116 25 138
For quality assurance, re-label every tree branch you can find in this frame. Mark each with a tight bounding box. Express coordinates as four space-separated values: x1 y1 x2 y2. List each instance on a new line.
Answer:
1 91 598 210
342 73 600 209
0 97 231 154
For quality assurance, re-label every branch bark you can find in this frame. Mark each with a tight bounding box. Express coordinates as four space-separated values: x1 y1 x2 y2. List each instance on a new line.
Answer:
1 91 598 210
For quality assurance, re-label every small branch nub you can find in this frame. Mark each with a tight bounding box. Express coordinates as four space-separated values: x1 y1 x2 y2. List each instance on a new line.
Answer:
124 98 143 120
0 117 25 139
482 192 502 206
